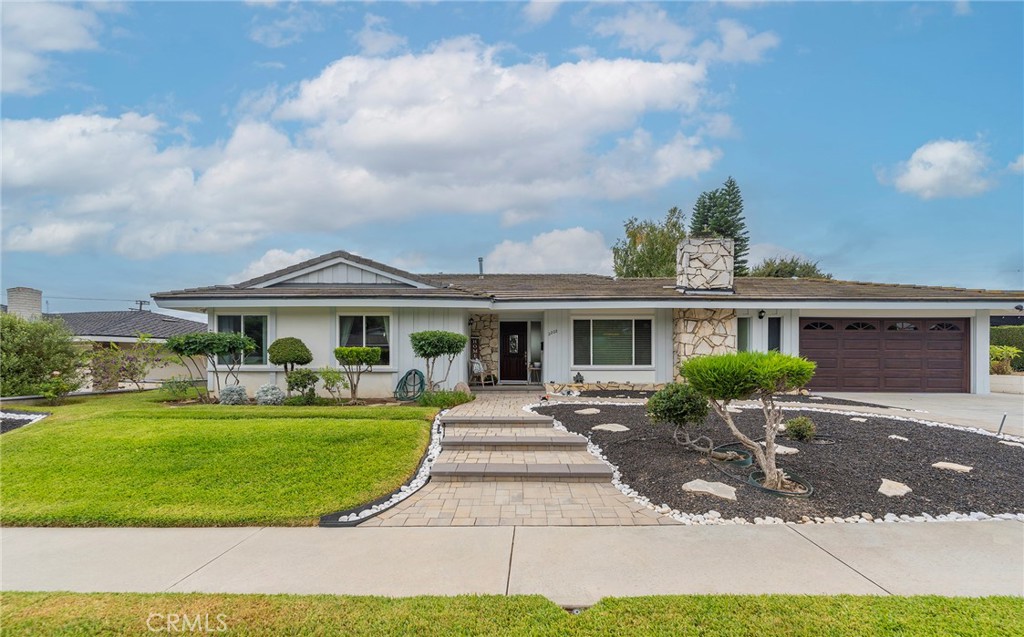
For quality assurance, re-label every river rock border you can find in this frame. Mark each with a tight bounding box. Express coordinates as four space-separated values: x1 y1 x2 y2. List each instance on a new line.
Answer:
526 401 1024 527
320 410 445 527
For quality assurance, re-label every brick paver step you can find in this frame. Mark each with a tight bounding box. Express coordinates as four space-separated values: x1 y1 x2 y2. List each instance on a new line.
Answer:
441 414 553 428
431 462 613 482
443 431 587 451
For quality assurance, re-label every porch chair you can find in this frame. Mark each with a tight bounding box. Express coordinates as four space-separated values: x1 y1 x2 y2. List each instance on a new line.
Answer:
470 358 496 386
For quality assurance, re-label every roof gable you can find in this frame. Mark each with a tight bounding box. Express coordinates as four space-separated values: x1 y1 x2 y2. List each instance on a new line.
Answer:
239 250 435 289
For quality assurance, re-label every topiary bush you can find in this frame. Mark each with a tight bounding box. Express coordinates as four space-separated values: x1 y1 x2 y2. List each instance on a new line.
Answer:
645 383 737 459
286 368 320 405
218 384 249 405
333 347 381 404
409 331 469 390
785 416 816 442
268 337 313 374
255 384 285 406
991 326 1024 371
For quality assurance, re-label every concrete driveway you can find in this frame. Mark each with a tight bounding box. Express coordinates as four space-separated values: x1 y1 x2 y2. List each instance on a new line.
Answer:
818 392 1024 438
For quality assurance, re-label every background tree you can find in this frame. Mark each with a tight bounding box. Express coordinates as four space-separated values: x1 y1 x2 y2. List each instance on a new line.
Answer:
612 206 687 278
688 176 750 276
0 314 87 397
749 256 833 279
409 330 469 390
333 347 381 404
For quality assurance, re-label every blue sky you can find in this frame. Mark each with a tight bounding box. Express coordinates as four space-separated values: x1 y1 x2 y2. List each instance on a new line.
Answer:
2 1 1022 315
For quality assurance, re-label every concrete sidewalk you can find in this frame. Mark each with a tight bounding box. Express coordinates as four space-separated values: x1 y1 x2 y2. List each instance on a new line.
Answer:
3 521 1021 606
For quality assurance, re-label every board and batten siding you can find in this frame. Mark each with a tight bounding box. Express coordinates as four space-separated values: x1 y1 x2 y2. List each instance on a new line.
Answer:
285 263 404 285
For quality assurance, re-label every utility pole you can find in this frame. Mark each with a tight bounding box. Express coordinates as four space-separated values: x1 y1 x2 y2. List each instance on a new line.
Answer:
132 300 151 311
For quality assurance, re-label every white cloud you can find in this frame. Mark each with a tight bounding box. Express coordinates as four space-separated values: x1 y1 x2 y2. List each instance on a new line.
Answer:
1008 154 1024 174
500 209 546 227
699 113 737 138
883 139 994 199
249 4 322 48
226 248 317 283
953 1 971 16
523 1 561 26
1 3 102 95
485 228 613 274
354 14 407 56
3 221 113 254
2 38 724 258
593 8 778 64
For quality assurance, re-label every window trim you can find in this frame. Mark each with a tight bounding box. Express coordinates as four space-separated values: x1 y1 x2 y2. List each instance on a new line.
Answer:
570 316 655 370
336 312 395 371
215 313 269 366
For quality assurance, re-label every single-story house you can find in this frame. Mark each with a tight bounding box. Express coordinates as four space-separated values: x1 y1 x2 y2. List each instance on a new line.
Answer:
4 287 207 387
152 239 1024 396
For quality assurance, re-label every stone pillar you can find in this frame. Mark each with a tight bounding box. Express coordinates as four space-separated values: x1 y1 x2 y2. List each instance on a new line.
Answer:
469 313 499 375
6 287 42 320
677 238 734 291
673 309 737 381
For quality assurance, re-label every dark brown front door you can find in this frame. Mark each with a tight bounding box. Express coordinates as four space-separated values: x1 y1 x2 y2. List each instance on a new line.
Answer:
499 322 528 382
799 318 970 392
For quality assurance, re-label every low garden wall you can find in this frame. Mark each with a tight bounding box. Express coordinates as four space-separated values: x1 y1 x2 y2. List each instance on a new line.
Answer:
990 375 1024 395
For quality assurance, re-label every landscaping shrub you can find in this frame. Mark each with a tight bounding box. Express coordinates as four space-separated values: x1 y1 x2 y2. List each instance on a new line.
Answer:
785 416 816 441
90 336 168 391
409 330 469 390
333 347 381 404
682 351 816 490
255 384 285 406
286 368 320 405
268 337 313 375
991 326 1024 371
990 345 1021 375
417 390 474 409
162 376 197 401
318 366 348 403
0 313 87 397
165 332 256 398
645 383 733 458
283 395 338 406
218 385 249 405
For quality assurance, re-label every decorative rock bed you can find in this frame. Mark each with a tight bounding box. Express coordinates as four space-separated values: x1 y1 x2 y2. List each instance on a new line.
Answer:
532 402 1024 526
0 411 48 434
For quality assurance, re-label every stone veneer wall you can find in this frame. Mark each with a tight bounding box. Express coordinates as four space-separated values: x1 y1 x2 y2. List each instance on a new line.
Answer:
469 313 499 375
673 309 736 381
676 239 734 290
546 382 666 394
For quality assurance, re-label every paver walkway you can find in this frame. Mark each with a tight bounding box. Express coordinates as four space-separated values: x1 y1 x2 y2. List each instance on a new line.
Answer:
360 392 667 527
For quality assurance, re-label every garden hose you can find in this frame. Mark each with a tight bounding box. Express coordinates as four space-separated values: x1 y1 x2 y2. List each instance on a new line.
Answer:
394 369 426 401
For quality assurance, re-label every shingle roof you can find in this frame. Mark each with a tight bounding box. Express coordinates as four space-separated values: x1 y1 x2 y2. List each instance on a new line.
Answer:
47 311 206 339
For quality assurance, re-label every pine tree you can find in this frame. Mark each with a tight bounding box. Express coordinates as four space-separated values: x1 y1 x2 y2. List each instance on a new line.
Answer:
687 177 751 276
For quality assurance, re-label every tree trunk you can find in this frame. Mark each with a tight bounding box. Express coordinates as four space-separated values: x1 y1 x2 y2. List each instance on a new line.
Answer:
708 399 772 479
757 393 786 489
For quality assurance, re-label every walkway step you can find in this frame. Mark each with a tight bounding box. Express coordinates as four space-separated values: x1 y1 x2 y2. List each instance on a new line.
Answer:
444 431 587 451
441 414 553 426
431 462 612 482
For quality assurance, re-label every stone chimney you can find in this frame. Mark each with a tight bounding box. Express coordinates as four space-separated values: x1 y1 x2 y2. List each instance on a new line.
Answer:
6 287 43 320
676 238 734 292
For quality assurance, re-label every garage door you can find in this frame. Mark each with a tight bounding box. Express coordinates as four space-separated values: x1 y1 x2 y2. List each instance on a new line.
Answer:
799 318 970 392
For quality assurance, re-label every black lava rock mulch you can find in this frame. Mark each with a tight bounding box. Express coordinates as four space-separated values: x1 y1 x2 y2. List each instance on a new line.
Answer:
577 390 653 399
0 409 48 434
535 403 1024 521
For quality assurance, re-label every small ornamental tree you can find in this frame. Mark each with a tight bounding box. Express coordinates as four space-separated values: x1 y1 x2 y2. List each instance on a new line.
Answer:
166 332 256 400
91 334 168 391
681 351 816 490
409 330 469 390
268 337 313 374
318 366 348 404
333 347 381 404
286 368 320 405
646 382 740 460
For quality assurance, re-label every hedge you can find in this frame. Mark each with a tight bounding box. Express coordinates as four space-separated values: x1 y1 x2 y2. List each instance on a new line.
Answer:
991 326 1024 371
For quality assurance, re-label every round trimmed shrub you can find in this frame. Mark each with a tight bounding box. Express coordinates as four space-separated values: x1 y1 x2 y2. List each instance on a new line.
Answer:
268 337 313 373
255 384 285 406
219 384 249 405
646 383 709 428
785 416 816 441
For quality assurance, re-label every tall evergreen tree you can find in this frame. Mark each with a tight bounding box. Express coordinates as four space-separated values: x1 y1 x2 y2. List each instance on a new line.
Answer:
687 176 750 276
612 206 687 278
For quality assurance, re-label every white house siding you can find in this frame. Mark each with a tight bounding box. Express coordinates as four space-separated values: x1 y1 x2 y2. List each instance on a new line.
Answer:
208 305 469 399
286 263 402 285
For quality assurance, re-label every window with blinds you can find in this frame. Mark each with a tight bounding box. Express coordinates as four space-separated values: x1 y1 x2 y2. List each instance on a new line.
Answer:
573 318 653 367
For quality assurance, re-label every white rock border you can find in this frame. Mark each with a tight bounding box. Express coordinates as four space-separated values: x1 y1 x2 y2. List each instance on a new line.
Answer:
0 411 48 429
526 401 1024 527
328 410 445 525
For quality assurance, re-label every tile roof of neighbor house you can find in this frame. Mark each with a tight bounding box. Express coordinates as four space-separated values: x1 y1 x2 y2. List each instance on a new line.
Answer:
151 250 1024 303
47 311 206 339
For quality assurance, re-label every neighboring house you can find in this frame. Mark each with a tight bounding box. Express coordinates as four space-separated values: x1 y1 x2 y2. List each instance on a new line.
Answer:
4 287 207 385
152 239 1024 396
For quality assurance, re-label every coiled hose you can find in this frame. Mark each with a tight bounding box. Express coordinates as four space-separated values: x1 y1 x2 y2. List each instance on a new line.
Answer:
394 369 426 401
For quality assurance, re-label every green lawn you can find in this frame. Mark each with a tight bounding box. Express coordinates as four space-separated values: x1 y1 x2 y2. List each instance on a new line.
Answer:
0 391 436 526
2 592 1020 636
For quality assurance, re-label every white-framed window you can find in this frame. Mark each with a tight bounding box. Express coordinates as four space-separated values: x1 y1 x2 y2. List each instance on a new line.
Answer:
572 318 653 367
737 317 751 352
338 315 391 366
216 314 268 365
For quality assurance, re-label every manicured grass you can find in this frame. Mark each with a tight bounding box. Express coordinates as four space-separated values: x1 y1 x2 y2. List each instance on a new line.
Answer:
0 391 435 526
2 592 1020 636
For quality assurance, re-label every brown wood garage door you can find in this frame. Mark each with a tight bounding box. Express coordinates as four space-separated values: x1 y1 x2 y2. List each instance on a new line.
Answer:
799 318 970 392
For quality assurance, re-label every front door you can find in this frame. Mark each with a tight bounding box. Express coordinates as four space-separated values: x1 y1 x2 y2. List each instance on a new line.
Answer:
499 322 528 382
